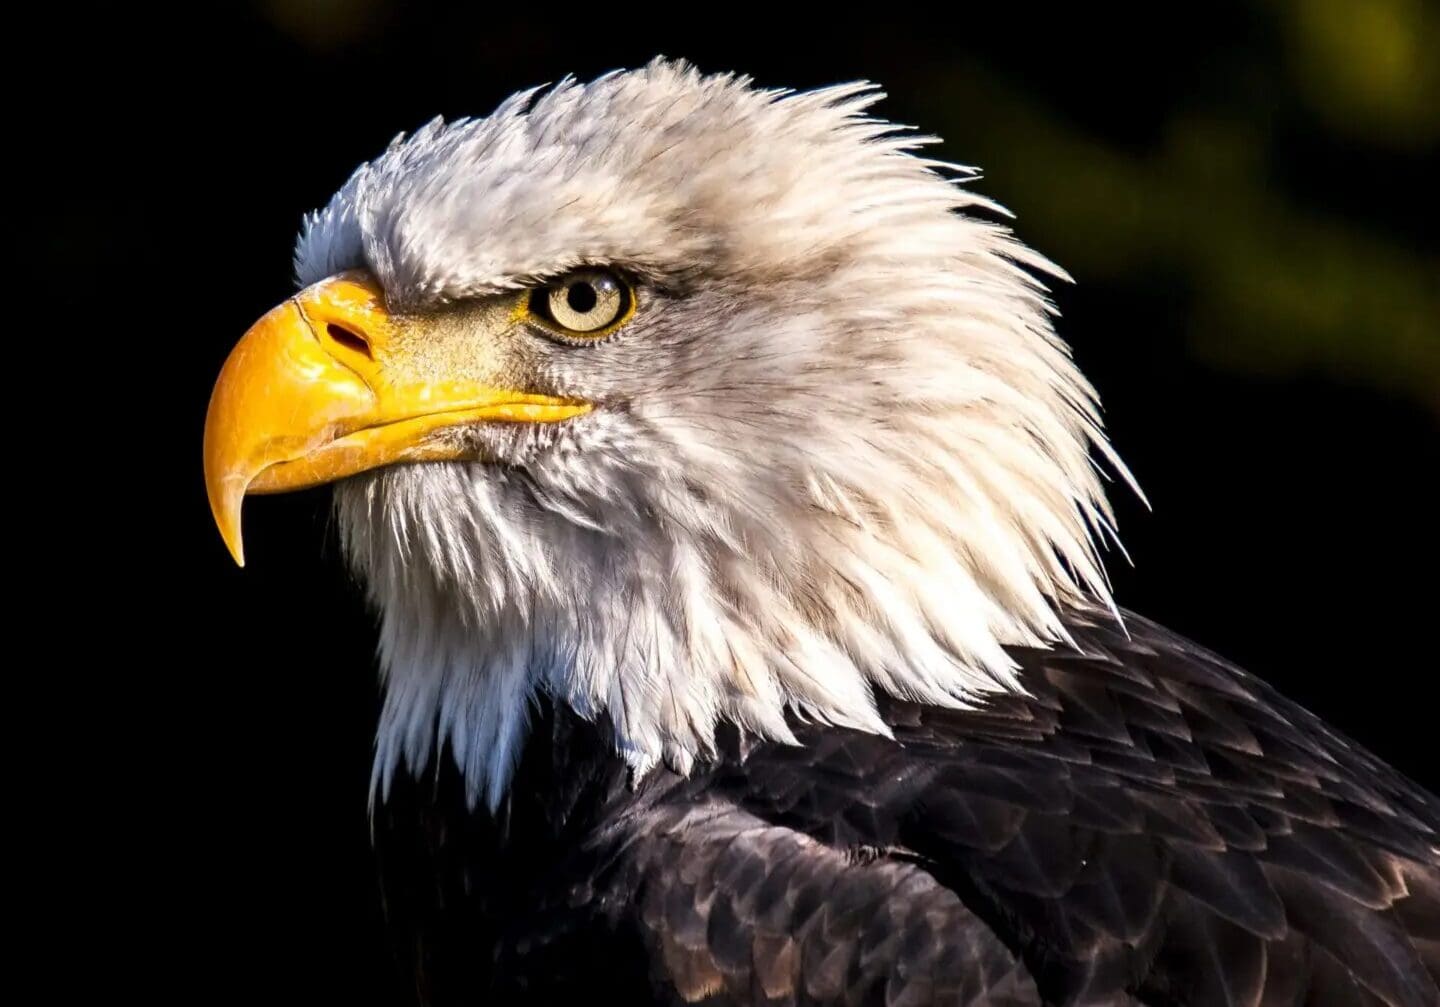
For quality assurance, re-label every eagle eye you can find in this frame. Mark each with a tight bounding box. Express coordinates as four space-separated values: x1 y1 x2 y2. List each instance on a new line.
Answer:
528 269 634 339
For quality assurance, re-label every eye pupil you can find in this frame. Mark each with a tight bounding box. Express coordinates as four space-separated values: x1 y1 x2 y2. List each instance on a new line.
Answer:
566 281 598 314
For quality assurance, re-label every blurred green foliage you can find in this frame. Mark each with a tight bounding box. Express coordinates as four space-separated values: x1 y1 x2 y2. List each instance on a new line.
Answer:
928 70 1438 412
914 0 1439 413
1283 0 1439 147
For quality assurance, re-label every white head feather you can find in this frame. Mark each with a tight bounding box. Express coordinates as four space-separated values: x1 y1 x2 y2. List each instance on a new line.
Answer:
293 59 1137 809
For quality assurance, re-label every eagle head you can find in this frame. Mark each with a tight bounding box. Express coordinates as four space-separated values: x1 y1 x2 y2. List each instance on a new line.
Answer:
204 59 1132 807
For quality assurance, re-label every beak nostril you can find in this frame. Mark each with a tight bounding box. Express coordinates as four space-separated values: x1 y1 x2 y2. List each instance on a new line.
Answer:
326 323 373 359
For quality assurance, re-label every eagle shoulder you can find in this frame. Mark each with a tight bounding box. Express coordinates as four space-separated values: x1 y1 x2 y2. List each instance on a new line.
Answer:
374 611 1440 1005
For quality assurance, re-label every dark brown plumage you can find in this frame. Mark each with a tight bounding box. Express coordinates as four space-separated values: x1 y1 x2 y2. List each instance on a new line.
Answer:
373 609 1440 1005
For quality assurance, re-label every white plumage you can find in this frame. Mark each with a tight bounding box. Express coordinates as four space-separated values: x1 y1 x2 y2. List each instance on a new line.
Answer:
296 60 1138 808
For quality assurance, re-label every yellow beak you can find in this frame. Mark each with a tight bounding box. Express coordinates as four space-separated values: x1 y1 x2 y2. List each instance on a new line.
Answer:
203 272 590 566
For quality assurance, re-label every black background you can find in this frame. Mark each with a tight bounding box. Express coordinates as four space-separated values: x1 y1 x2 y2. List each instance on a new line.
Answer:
39 3 1437 1002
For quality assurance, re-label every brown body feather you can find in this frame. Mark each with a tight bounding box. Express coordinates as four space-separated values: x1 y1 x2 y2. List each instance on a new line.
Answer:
373 609 1440 1005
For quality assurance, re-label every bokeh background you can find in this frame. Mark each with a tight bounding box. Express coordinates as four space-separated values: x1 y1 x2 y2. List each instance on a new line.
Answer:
45 2 1436 1003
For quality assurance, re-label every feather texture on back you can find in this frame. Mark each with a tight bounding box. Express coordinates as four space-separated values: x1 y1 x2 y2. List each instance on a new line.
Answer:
374 610 1440 1005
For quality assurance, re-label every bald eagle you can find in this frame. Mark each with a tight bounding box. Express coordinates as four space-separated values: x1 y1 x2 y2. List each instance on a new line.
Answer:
204 61 1439 1006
